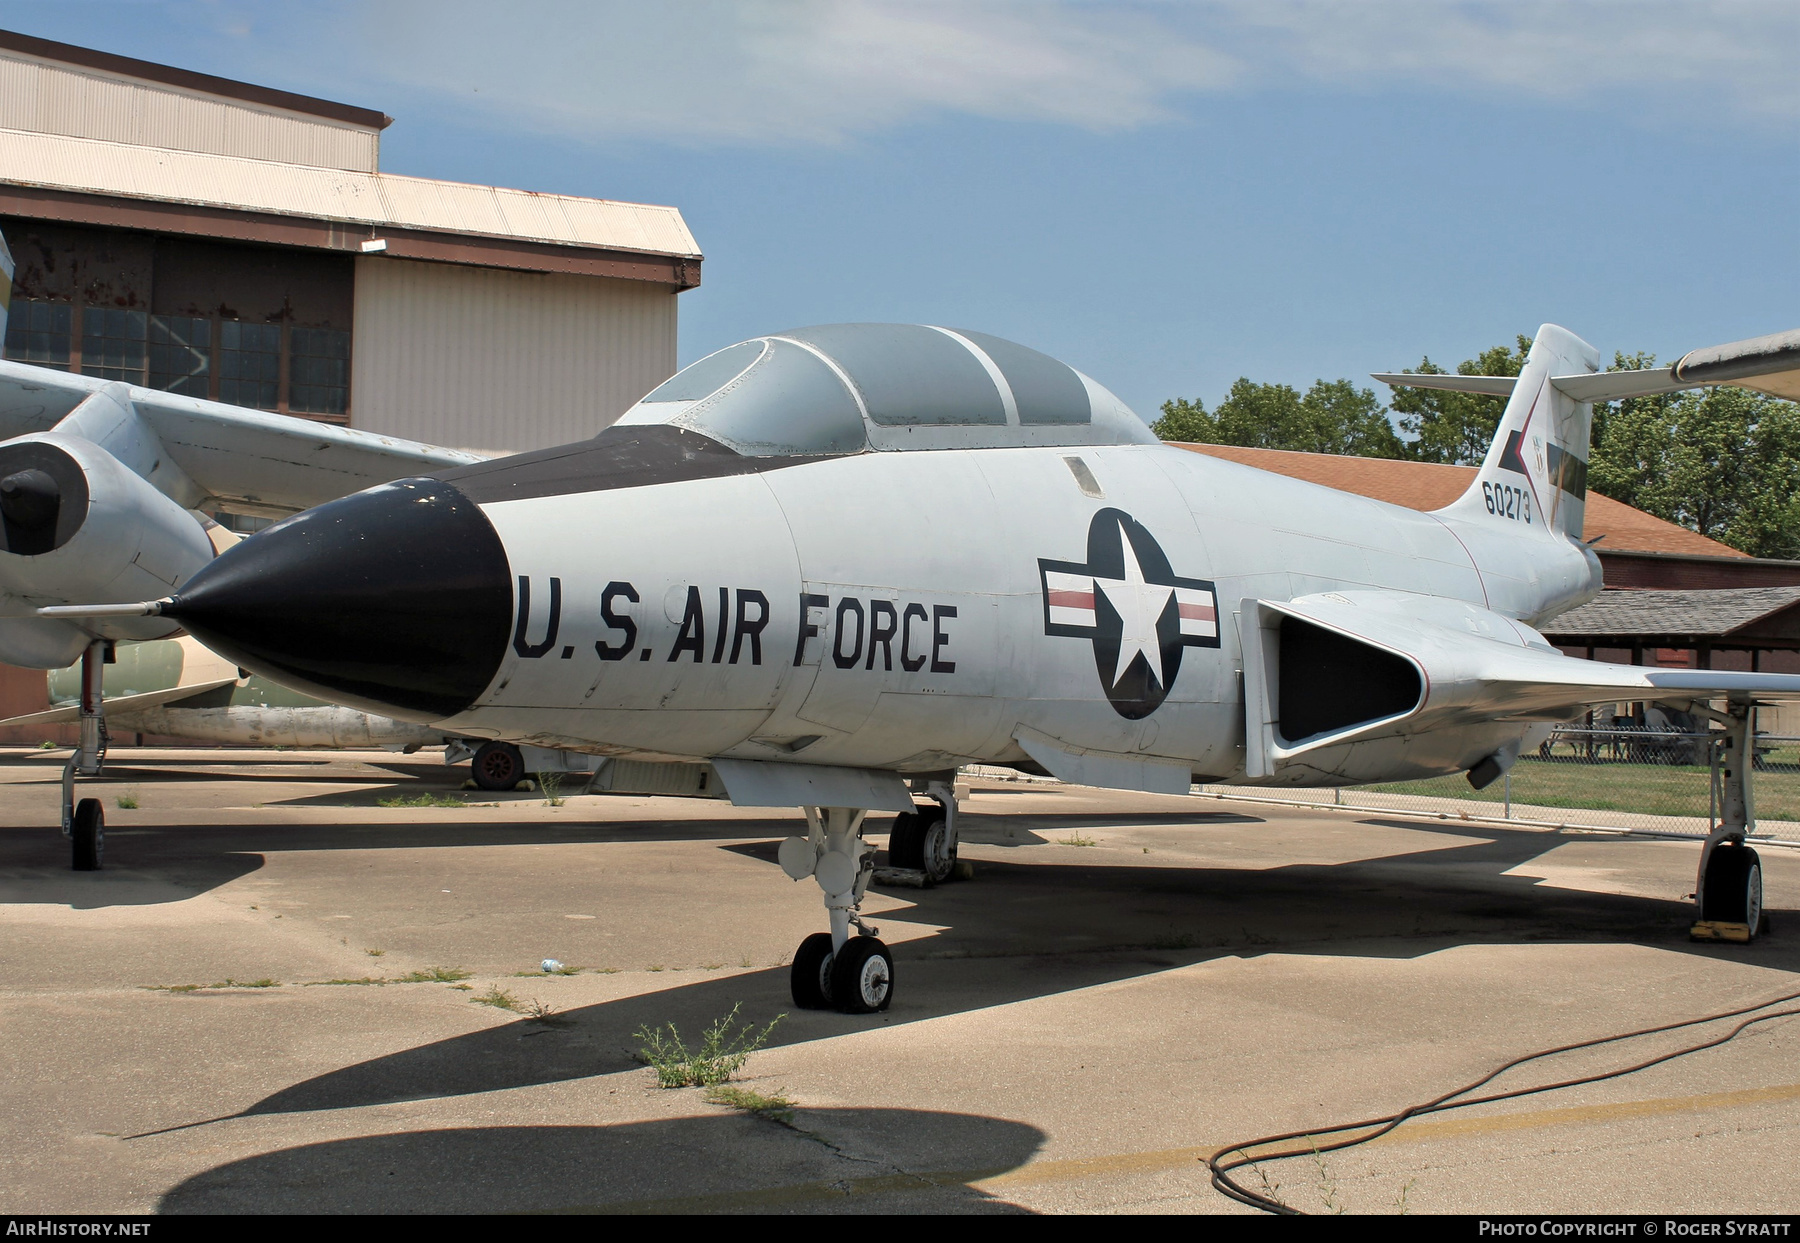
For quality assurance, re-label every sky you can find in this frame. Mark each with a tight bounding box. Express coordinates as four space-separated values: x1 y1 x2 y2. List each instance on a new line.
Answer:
6 0 1796 421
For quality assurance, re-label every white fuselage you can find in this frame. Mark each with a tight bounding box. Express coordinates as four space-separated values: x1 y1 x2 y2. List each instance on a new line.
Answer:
438 443 1601 784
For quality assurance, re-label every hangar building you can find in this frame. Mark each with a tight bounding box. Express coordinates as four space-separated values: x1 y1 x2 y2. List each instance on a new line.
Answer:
0 29 702 455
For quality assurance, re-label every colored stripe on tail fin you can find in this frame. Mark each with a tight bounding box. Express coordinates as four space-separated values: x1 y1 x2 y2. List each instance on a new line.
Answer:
1434 323 1599 541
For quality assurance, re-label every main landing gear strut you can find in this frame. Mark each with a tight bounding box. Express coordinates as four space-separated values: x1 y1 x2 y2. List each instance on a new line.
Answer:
777 782 960 1014
62 639 110 872
1690 696 1767 945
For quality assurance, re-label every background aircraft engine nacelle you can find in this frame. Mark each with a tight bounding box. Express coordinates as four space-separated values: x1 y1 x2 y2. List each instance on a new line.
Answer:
0 433 213 665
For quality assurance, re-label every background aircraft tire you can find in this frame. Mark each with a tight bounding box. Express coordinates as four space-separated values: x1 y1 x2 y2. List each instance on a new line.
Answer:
1701 843 1761 936
887 811 924 870
829 936 893 1014
471 742 525 791
70 798 103 871
790 932 836 1009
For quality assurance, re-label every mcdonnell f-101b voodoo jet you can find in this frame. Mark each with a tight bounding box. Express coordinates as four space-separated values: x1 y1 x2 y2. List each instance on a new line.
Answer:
27 317 1800 1015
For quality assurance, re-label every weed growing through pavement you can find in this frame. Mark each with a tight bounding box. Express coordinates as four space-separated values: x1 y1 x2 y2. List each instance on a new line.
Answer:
307 977 388 987
37 740 55 749
115 789 139 809
706 1084 795 1123
364 948 385 957
537 771 566 807
1311 1145 1345 1215
392 966 472 983
377 792 468 808
524 998 570 1025
149 978 280 992
472 985 523 1011
1060 832 1097 847
1396 1177 1418 1215
634 1003 785 1088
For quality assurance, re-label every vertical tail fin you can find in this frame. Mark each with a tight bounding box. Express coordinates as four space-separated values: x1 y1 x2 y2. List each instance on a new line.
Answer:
1435 323 1598 541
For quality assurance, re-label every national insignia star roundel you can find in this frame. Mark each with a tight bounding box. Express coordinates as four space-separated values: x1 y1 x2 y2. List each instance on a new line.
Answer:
1038 508 1220 719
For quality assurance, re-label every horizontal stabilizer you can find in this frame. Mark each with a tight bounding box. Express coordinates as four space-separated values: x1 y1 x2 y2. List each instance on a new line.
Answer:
1374 325 1800 407
0 676 238 728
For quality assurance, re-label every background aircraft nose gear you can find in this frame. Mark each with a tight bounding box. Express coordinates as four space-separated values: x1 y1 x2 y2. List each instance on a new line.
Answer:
471 741 526 791
61 639 111 871
778 806 893 1013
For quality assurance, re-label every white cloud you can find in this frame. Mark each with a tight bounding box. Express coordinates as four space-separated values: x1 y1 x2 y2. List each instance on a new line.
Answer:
346 0 1241 145
313 0 1797 146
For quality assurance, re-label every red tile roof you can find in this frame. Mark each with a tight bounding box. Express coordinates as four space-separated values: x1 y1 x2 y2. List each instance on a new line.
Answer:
1176 443 1747 559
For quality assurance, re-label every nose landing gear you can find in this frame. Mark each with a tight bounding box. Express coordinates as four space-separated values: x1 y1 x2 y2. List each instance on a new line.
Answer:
777 806 893 1014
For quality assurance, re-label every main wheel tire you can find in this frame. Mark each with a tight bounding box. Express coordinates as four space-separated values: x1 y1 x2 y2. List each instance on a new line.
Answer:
1702 843 1761 936
829 936 894 1014
471 742 525 791
790 932 836 1010
71 798 103 872
917 807 957 885
888 811 924 870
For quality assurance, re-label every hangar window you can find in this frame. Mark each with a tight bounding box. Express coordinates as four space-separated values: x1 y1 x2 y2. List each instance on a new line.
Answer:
148 315 210 398
218 320 281 410
290 327 350 419
79 307 148 383
674 337 866 455
4 299 72 370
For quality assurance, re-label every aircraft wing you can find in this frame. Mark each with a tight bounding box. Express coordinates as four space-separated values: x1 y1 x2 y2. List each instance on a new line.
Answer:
1371 326 1800 406
0 675 239 728
0 360 487 515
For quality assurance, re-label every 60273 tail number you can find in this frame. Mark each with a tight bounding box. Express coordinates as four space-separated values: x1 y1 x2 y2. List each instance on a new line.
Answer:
1483 481 1531 524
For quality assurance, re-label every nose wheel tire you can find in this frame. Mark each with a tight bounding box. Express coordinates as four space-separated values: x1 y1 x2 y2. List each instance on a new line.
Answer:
829 936 894 1014
71 798 103 871
471 741 525 791
790 932 836 1009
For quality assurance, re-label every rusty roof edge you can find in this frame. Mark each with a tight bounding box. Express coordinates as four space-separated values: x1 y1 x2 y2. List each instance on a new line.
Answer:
0 167 704 261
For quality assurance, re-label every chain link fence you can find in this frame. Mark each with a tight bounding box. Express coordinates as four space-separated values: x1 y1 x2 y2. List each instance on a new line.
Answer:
1194 722 1800 842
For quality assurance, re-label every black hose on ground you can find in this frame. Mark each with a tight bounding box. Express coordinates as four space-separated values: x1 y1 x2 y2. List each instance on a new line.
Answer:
1207 987 1800 1214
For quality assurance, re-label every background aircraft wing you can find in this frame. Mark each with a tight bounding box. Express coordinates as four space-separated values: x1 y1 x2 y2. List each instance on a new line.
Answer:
0 675 239 728
1372 326 1800 406
0 360 487 515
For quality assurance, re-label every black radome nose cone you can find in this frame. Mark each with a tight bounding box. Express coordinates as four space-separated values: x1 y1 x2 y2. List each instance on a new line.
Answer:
170 478 512 721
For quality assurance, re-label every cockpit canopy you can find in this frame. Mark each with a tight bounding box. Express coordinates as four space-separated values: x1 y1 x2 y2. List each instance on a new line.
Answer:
614 323 1156 456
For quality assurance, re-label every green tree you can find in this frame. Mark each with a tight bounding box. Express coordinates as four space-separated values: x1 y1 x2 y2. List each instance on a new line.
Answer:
1589 362 1800 559
1151 396 1216 443
1387 336 1532 465
1154 378 1402 458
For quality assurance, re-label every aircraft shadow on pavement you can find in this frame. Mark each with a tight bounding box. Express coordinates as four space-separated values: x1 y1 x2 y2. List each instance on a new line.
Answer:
229 813 1797 1122
156 1110 1045 1214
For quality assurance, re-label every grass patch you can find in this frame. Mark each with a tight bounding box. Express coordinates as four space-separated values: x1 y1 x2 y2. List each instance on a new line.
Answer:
392 966 472 983
1059 831 1098 847
1358 753 1800 820
537 770 567 807
37 740 56 750
471 985 522 1011
377 792 469 808
150 977 280 992
115 790 139 810
635 1003 785 1088
706 1084 795 1123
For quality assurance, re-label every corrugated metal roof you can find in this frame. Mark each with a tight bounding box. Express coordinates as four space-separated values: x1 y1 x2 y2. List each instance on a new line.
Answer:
0 127 701 258
1543 587 1800 638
